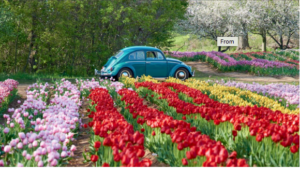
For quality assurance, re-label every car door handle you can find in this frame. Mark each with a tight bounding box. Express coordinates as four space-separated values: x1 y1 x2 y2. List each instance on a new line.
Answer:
146 62 150 64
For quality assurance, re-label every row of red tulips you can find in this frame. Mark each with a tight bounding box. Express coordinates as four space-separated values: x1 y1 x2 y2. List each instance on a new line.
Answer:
117 88 249 167
87 88 152 167
135 81 299 150
133 81 299 166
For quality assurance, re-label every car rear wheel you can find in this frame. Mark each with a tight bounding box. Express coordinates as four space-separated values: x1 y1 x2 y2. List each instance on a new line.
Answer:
174 68 188 80
117 68 133 81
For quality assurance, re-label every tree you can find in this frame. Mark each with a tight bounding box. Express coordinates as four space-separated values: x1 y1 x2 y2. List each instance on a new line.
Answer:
267 0 299 49
0 0 188 76
181 0 232 52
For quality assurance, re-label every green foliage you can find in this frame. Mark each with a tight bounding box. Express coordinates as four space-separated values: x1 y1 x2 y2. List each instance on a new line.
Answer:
0 0 188 76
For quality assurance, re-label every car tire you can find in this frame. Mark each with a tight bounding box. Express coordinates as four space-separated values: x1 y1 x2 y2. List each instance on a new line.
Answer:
174 68 189 81
116 68 133 81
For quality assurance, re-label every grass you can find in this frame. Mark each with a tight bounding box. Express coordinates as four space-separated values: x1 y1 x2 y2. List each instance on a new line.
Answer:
163 33 293 53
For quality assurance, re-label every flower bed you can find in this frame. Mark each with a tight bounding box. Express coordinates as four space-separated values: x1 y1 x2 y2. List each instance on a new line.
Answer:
212 80 300 109
0 80 80 167
0 79 19 115
164 51 298 76
86 87 152 167
117 88 248 167
132 80 299 166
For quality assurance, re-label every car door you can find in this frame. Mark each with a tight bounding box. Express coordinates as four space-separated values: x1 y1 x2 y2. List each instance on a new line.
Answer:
128 51 146 77
146 51 168 77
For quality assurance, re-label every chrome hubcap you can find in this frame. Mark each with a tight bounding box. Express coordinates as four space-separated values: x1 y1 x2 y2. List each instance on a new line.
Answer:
178 71 186 79
122 71 129 77
179 72 185 78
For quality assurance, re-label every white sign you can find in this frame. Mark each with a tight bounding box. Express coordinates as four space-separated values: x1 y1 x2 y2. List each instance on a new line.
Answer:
217 37 238 46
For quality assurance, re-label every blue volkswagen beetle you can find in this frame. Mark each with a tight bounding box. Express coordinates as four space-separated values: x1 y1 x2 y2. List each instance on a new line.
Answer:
95 46 195 80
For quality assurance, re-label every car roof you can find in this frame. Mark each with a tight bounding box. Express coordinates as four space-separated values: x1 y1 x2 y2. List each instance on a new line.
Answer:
121 46 161 52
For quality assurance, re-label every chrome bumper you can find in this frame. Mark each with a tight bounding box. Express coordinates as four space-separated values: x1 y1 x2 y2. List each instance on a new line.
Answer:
95 69 112 76
192 70 195 77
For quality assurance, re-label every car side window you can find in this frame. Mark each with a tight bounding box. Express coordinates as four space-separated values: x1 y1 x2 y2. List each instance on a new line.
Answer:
136 51 145 60
147 51 156 60
157 52 164 60
128 52 136 60
129 51 145 60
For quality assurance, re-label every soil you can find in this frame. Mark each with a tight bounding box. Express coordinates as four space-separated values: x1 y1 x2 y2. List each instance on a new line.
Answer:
67 99 92 167
185 61 299 82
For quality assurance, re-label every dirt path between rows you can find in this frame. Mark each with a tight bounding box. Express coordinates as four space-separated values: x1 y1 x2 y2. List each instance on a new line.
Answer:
185 61 299 82
67 99 92 167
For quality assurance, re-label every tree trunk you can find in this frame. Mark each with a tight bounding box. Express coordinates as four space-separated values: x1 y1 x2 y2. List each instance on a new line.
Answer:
262 32 267 52
236 34 250 51
279 34 283 49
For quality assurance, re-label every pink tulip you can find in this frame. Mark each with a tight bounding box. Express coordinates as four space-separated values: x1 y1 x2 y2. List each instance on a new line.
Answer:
10 123 14 128
0 160 4 166
23 112 29 117
22 150 27 157
3 127 9 134
40 141 46 148
17 163 24 167
4 145 11 153
28 143 33 149
50 159 58 166
17 100 21 104
17 143 23 149
26 154 32 160
61 151 67 158
22 138 28 145
35 155 41 162
33 141 38 147
38 161 43 167
70 145 76 152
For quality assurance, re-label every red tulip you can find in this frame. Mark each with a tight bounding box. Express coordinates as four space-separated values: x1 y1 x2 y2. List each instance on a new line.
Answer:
87 108 90 112
229 151 237 159
94 141 101 149
256 133 263 142
83 124 88 128
91 155 99 162
88 121 94 127
182 116 186 120
232 130 237 137
137 149 145 157
290 145 298 154
102 163 110 167
182 158 188 165
152 131 156 136
271 133 281 143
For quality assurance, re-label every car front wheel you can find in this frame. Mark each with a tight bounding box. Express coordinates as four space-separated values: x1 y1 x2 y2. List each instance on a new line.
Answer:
174 68 188 80
117 68 133 81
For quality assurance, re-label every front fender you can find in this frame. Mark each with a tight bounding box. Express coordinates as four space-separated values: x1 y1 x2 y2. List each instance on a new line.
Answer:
169 64 193 77
112 63 136 77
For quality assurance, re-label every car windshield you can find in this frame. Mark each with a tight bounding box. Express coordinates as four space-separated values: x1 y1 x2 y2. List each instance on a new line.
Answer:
114 50 124 58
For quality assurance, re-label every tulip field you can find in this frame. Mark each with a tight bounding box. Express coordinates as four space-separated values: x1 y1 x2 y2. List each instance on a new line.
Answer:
165 51 299 76
0 75 299 167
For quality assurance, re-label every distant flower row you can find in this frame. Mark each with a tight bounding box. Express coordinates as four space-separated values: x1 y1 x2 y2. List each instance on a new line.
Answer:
165 51 298 76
